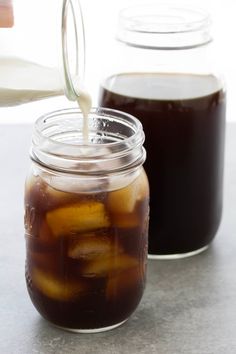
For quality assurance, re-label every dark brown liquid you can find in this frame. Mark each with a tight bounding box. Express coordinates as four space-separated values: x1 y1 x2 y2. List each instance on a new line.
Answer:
99 73 226 255
25 171 149 329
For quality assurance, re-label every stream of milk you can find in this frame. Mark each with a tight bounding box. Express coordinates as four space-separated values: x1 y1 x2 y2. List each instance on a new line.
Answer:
0 57 92 141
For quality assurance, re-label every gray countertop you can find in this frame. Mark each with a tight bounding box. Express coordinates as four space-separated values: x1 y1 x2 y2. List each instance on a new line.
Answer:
0 123 235 354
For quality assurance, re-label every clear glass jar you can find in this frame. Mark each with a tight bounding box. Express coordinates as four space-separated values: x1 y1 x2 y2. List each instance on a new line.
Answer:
99 5 226 259
0 0 84 106
24 108 149 332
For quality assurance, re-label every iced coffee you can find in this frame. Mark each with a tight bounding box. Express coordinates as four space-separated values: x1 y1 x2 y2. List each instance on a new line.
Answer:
24 108 149 332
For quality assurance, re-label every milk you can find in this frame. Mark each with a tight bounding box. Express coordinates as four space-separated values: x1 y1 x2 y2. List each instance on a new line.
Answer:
0 57 92 142
74 78 92 143
0 57 63 106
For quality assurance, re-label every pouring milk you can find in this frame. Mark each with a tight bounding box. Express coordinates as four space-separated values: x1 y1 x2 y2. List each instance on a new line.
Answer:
0 57 92 142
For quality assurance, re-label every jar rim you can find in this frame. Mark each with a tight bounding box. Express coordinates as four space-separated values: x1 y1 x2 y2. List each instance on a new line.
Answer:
34 107 144 149
31 107 146 175
117 4 212 49
119 5 211 34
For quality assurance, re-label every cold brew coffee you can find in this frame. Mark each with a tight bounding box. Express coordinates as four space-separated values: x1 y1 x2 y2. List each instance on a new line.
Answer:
99 73 226 256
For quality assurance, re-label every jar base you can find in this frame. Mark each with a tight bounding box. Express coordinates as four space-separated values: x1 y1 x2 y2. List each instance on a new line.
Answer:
53 319 128 334
148 245 209 260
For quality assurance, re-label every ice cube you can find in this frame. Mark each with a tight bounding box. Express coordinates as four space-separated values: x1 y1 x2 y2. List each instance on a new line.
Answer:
82 253 138 277
43 171 109 194
107 169 149 214
106 267 141 300
42 175 83 206
46 182 72 200
107 182 137 214
25 174 79 214
68 235 113 260
45 175 85 194
110 212 140 228
46 202 110 237
32 268 86 301
136 170 149 201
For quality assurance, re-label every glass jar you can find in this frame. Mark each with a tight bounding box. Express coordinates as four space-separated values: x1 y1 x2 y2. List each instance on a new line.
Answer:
0 0 84 106
24 108 149 332
99 5 226 259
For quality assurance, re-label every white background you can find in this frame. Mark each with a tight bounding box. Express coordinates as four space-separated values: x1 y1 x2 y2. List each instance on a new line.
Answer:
0 0 235 123
83 0 235 123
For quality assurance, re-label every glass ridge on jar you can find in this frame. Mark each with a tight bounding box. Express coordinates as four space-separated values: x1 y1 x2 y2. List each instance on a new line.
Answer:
99 5 226 259
24 108 149 333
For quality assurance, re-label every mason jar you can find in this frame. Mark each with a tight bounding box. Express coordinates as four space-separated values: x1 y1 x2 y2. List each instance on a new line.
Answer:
24 108 149 332
99 5 226 259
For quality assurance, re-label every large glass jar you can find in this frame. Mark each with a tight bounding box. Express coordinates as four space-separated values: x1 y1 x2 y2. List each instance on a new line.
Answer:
24 108 149 332
99 5 226 259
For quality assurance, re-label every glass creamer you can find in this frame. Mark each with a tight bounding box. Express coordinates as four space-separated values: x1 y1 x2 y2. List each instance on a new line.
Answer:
0 0 85 106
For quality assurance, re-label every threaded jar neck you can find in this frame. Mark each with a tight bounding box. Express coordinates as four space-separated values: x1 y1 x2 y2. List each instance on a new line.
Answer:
117 5 212 50
30 108 146 175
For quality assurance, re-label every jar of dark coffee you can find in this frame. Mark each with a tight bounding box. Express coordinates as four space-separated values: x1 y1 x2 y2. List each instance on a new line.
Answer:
24 108 149 332
99 5 226 259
